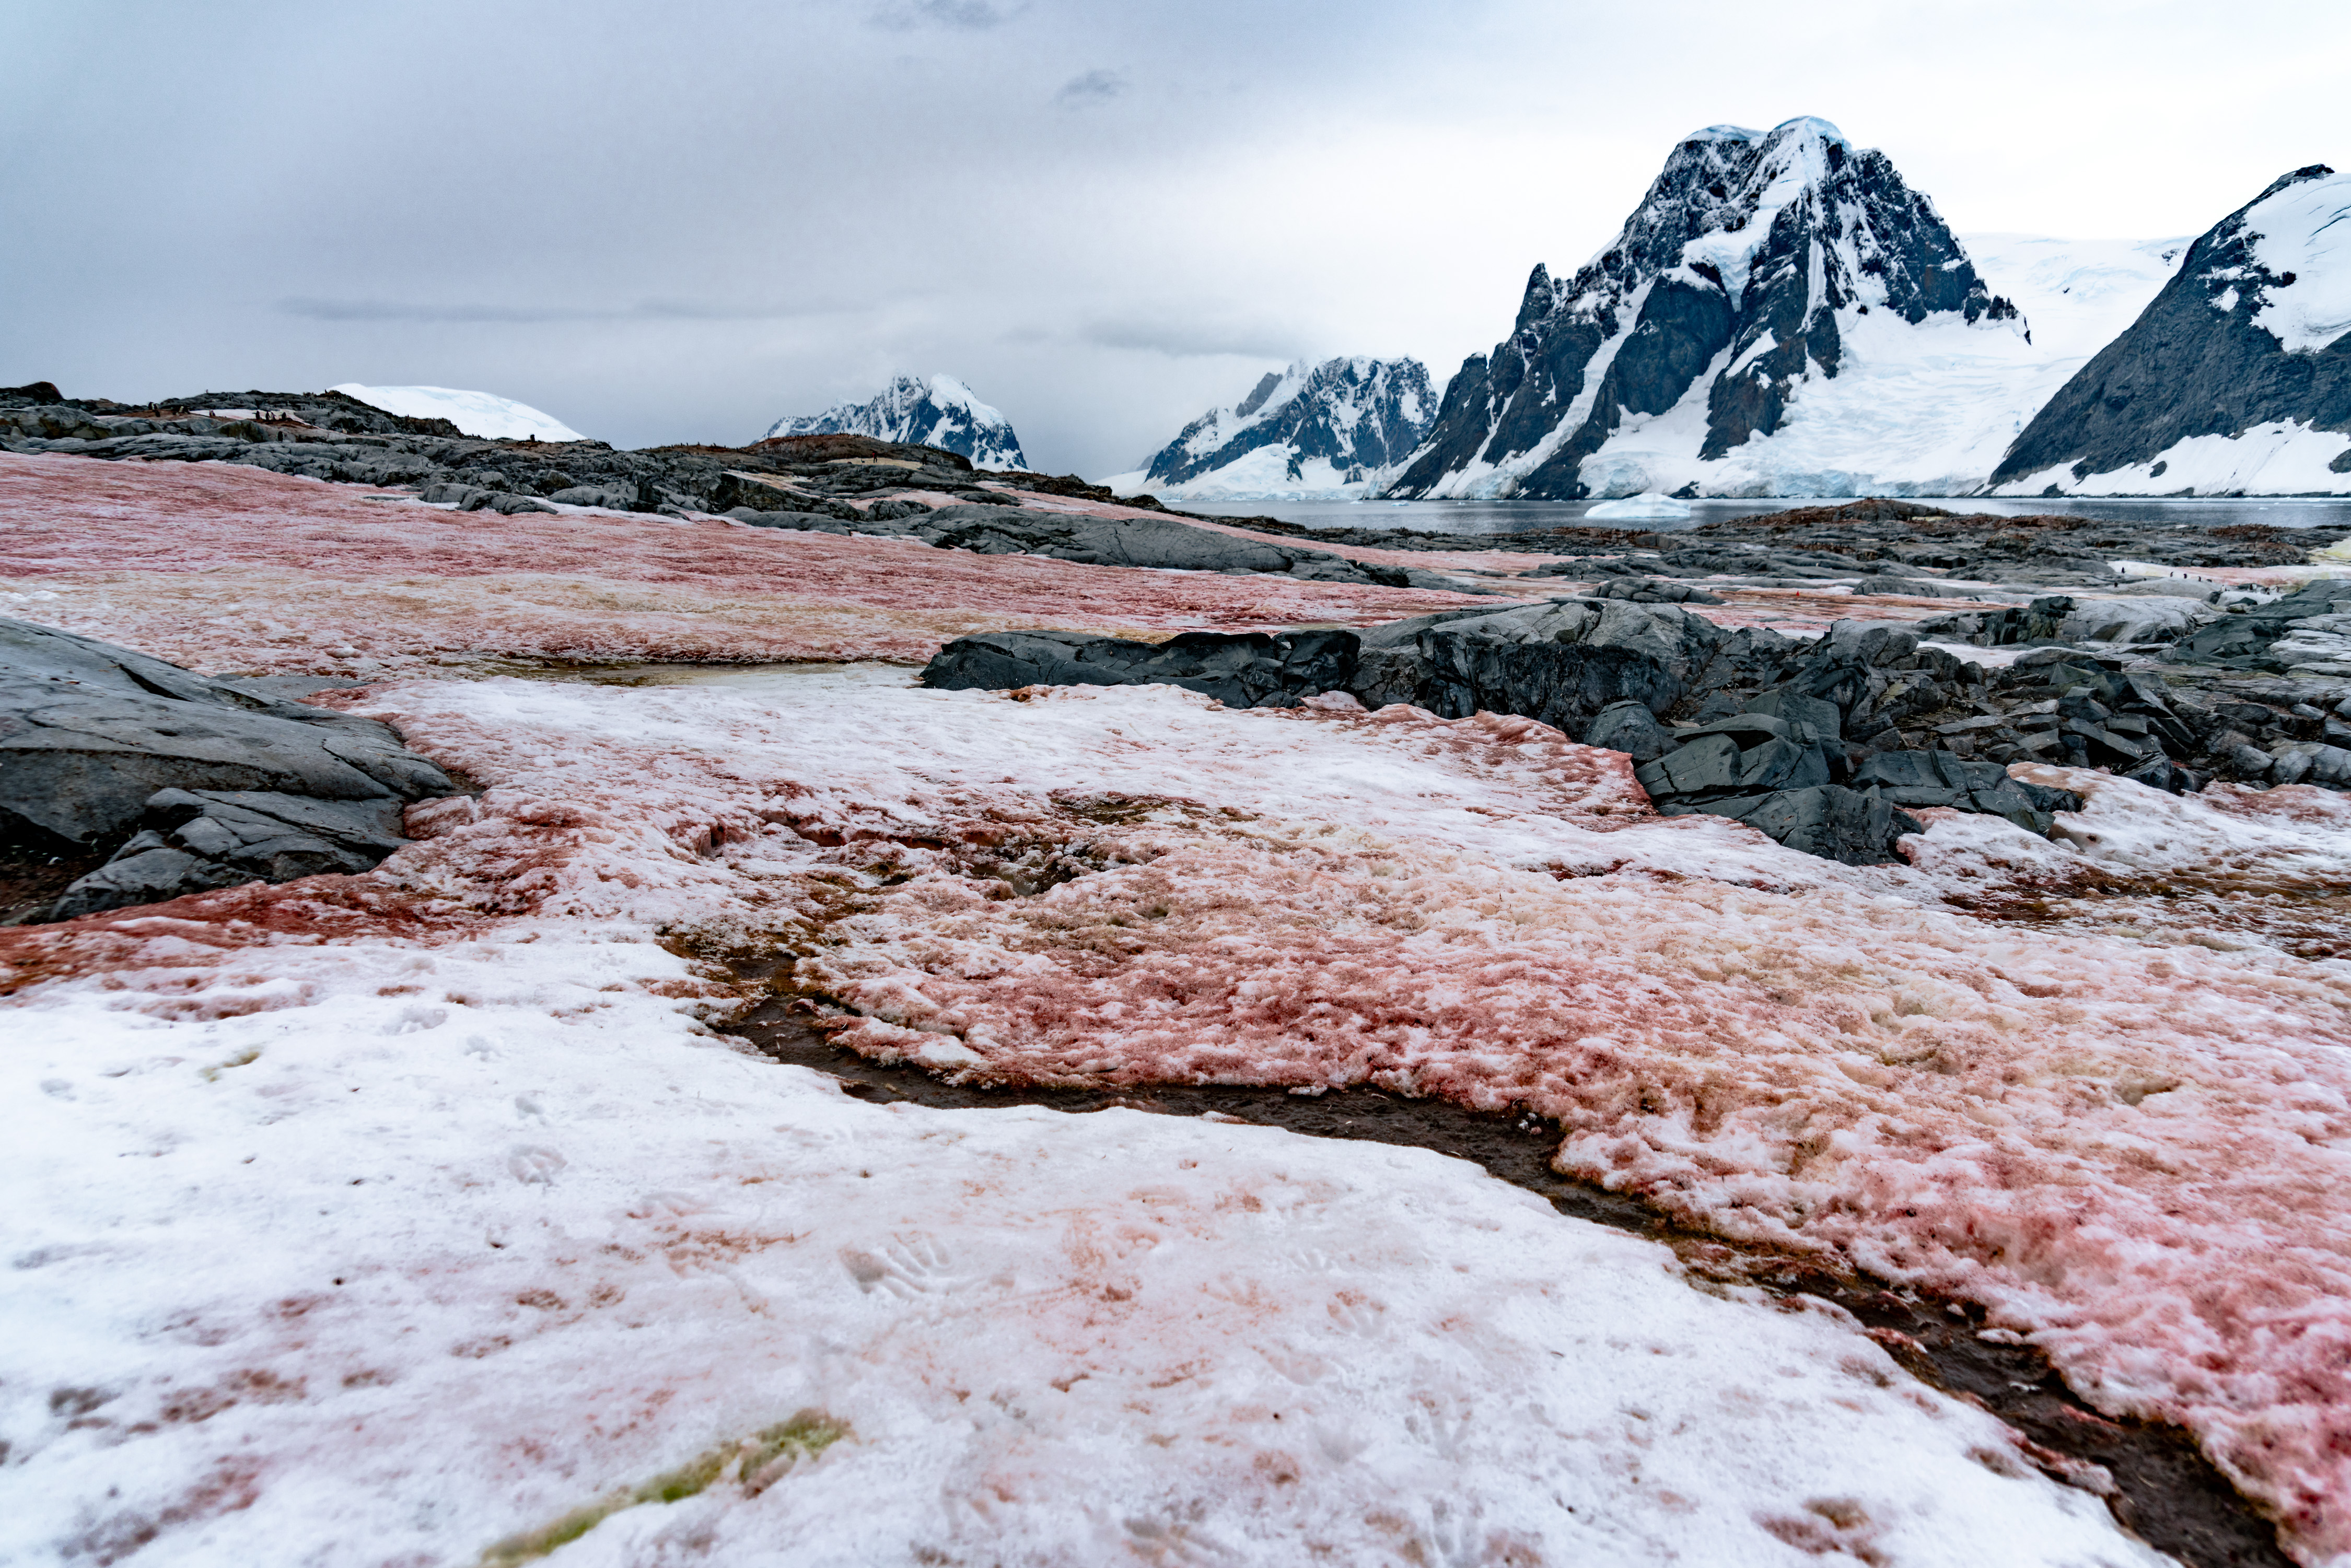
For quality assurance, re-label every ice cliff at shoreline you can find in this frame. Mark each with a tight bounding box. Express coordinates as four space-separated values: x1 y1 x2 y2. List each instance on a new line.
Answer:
765 373 1030 471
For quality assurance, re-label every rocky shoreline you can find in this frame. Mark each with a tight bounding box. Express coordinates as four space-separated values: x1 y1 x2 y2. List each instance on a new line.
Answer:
924 572 2351 863
11 379 2351 884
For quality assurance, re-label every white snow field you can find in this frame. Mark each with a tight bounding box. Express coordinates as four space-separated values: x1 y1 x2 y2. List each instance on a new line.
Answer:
1 671 2250 1568
330 383 587 442
1564 235 2187 501
1995 417 2351 500
10 669 2351 1562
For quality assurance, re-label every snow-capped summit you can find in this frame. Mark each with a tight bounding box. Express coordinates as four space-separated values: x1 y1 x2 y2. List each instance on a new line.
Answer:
1103 356 1434 500
331 384 584 442
1992 165 2351 496
1384 118 2035 499
764 374 1029 471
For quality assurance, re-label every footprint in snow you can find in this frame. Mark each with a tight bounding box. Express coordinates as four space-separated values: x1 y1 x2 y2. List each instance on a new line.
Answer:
838 1236 971 1300
507 1145 565 1186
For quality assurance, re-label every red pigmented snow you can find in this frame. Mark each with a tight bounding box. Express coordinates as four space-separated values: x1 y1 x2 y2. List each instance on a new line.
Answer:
0 452 1486 674
220 672 2344 1560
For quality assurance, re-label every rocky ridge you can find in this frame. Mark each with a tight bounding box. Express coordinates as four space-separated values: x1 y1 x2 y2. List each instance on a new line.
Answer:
1992 166 2351 496
924 515 2351 866
0 383 1477 593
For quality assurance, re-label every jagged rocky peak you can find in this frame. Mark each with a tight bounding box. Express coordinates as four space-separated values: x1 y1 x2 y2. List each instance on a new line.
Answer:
1112 356 1435 499
1388 118 2021 500
1993 164 2351 496
765 373 1030 471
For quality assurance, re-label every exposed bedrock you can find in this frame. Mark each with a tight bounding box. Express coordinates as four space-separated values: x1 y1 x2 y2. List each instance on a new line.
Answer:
1208 497 2351 578
1 617 457 922
923 599 2116 864
726 501 1477 590
0 384 1141 529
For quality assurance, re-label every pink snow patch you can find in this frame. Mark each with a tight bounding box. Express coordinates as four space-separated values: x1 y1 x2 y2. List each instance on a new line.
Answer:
0 453 1486 675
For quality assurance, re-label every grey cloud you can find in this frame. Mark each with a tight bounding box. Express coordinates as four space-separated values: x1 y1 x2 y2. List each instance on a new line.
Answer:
1077 316 1299 359
278 298 843 325
870 0 1010 30
1055 68 1127 108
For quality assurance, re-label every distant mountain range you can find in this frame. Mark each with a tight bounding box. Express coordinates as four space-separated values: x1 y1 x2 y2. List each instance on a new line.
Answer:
1105 125 2346 499
766 374 1029 471
1101 357 1434 500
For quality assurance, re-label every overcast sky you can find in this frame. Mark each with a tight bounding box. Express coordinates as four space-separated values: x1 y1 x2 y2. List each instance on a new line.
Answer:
4 1 2343 476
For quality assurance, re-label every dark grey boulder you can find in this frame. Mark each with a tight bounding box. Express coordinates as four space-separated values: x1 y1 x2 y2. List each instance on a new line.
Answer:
3 618 456 921
725 500 1418 587
43 789 414 920
2274 743 2351 788
1745 688 1842 742
920 628 1360 709
1585 577 1725 605
1662 786 1924 867
1635 715 1832 800
43 848 251 922
549 484 642 509
1582 700 1674 762
909 504 1413 588
1843 750 2079 831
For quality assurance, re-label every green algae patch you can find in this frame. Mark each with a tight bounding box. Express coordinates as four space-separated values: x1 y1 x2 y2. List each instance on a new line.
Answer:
480 1410 852 1565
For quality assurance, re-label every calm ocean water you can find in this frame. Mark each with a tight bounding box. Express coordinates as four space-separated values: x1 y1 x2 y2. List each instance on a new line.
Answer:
1175 497 2351 536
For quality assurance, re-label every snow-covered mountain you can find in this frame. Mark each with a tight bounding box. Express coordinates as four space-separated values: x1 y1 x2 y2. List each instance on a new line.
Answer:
331 384 584 442
764 374 1029 471
1992 165 2351 497
1102 357 1435 500
1384 119 2065 500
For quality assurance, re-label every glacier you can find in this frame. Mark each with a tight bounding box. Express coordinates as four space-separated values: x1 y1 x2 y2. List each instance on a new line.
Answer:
329 383 584 442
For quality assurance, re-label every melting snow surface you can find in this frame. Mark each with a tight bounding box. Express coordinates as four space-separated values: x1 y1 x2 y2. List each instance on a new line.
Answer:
3 672 2207 1567
3 925 2156 1567
2 672 2317 1552
330 383 586 442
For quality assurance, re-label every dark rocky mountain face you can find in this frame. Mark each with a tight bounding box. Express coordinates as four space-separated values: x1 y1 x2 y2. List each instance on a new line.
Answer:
1140 357 1435 488
1992 166 2351 492
1387 119 2015 500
